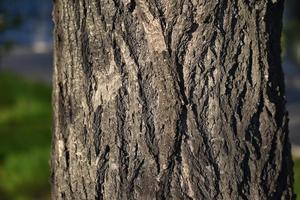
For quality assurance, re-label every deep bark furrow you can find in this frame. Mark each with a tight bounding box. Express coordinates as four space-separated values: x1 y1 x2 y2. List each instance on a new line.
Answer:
95 145 110 200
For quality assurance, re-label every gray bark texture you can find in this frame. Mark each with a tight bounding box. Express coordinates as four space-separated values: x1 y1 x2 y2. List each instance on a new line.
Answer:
51 0 294 199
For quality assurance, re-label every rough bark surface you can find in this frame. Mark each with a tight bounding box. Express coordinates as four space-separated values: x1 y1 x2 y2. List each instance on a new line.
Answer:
51 0 294 199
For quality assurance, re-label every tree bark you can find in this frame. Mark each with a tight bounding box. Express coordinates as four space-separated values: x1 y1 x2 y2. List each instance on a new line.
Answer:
51 0 294 199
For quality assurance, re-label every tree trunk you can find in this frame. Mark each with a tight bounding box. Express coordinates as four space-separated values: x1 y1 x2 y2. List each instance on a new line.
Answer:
51 0 294 199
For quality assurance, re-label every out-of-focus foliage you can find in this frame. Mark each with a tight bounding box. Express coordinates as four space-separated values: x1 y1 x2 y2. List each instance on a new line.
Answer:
283 0 300 65
0 73 51 200
0 1 52 199
0 0 21 56
284 21 300 64
0 0 22 33
294 160 300 198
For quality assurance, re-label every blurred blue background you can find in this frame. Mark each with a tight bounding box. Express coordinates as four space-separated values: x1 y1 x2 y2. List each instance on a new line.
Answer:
0 0 300 199
0 0 52 83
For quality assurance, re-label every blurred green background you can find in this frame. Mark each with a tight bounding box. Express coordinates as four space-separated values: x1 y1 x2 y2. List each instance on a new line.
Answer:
0 0 300 199
0 73 51 200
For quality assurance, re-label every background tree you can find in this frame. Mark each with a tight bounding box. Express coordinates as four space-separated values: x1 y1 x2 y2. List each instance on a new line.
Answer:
52 0 294 199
